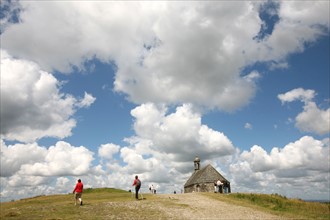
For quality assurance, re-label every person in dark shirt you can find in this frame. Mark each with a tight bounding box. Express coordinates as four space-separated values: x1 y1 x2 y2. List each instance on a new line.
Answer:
132 175 141 200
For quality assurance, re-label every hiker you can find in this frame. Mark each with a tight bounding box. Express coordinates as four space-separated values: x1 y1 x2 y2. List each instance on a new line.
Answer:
73 179 83 205
132 175 141 200
214 180 217 193
216 179 223 193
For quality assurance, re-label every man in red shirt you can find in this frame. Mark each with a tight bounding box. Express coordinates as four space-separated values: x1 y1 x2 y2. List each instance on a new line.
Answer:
73 179 83 205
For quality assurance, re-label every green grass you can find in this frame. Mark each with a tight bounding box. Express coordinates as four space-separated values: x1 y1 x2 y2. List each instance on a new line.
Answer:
205 192 330 219
0 188 175 220
1 189 329 219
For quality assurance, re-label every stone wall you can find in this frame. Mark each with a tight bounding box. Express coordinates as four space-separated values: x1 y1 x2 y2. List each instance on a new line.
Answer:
184 183 215 193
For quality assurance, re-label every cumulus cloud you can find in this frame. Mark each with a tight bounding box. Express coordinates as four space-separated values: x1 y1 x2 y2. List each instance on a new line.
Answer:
2 2 328 111
278 88 316 104
0 140 47 177
130 103 235 161
98 143 120 160
240 136 328 172
295 102 330 135
253 1 329 62
20 141 94 176
278 88 330 135
114 2 260 111
1 141 94 177
0 50 95 142
230 136 329 199
0 139 98 201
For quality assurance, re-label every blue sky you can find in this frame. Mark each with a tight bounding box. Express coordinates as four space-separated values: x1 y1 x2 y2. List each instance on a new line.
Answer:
1 1 329 202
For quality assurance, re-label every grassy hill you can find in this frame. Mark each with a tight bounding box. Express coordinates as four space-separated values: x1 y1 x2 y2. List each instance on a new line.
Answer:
205 192 329 219
1 188 329 219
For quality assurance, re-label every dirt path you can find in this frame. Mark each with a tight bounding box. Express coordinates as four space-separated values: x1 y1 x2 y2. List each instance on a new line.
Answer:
143 193 286 219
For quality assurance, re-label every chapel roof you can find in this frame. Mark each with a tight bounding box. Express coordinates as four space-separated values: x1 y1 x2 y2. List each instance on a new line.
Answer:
184 164 229 187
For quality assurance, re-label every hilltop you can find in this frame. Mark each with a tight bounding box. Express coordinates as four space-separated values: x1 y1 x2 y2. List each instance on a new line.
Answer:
1 188 329 219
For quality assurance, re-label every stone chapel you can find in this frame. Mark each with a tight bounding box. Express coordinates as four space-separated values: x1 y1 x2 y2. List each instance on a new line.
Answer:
184 156 231 193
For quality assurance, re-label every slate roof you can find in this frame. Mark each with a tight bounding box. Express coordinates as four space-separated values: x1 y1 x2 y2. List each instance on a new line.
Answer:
184 164 229 187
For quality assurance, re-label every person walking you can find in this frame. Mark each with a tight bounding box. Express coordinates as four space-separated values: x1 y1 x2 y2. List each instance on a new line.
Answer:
132 175 141 200
73 179 83 206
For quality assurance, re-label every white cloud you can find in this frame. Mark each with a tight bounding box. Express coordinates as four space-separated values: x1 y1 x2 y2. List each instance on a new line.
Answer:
254 1 329 63
278 88 316 104
278 88 330 135
0 140 47 177
1 141 94 177
0 140 97 201
0 50 95 142
1 1 157 72
280 1 329 28
114 2 260 111
3 2 328 111
230 136 329 200
20 141 94 176
244 123 253 129
130 103 235 161
75 92 96 108
98 143 120 160
295 102 330 135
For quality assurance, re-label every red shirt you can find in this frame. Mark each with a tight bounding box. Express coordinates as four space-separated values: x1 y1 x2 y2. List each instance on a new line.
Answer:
74 182 83 193
132 179 139 186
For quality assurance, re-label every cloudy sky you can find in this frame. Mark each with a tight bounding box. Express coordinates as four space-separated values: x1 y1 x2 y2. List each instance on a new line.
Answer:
1 1 329 202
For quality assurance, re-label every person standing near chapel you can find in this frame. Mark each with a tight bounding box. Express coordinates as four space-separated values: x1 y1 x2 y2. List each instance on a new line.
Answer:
132 175 141 200
73 179 83 206
216 179 223 193
214 180 217 193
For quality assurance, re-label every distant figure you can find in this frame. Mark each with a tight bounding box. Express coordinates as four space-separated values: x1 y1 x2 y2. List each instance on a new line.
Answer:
216 179 223 193
214 180 217 193
132 175 141 200
73 179 83 206
174 191 176 194
151 184 155 194
223 181 229 194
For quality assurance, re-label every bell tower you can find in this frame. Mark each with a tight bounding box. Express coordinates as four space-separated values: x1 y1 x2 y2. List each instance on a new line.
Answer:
194 156 200 171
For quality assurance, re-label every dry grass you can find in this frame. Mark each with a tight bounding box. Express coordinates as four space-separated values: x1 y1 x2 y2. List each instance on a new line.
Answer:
0 188 179 219
205 192 330 219
1 189 329 219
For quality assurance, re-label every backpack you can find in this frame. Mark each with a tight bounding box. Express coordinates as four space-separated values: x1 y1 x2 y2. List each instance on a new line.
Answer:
136 179 141 187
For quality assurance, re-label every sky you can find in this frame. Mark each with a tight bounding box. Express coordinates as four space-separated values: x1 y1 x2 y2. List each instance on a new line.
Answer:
0 0 329 202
